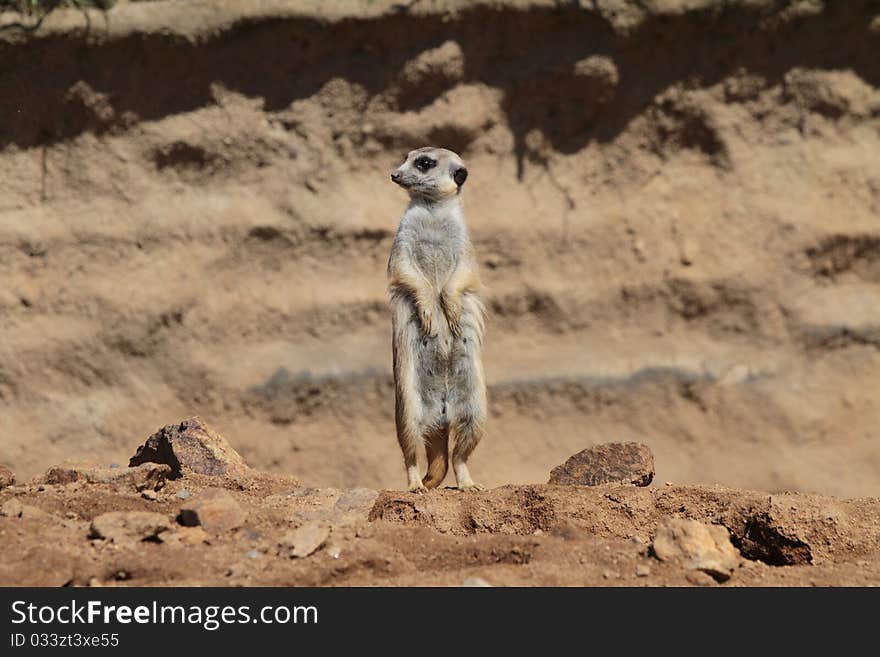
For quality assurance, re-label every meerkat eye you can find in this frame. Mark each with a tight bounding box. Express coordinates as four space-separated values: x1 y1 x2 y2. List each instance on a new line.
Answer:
414 156 436 172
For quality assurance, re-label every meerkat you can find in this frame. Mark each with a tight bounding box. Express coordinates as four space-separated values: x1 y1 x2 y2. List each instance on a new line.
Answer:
387 146 487 493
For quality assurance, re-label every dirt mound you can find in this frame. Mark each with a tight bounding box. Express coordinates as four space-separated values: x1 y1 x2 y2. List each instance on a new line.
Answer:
2 444 879 586
1 0 879 503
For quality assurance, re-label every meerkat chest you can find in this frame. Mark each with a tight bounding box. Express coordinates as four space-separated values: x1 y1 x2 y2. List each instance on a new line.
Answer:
411 217 465 281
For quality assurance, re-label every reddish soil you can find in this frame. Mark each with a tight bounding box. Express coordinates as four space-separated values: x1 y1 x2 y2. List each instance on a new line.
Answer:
2 451 879 586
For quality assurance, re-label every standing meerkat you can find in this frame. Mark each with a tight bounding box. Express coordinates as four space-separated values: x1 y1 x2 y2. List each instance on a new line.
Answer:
387 146 487 493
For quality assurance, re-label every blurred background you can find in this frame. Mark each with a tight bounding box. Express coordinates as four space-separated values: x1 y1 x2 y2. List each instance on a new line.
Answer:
1 0 879 496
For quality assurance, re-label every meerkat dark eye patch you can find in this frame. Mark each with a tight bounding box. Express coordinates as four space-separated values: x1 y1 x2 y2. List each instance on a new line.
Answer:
414 156 436 172
453 167 468 187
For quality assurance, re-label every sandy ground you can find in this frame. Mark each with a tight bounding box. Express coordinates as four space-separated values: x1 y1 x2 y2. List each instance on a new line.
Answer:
1 0 879 585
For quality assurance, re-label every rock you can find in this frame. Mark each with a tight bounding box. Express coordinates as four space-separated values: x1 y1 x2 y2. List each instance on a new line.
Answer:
652 518 741 582
686 571 717 587
177 489 246 533
679 239 699 266
635 564 651 577
462 576 493 587
0 464 15 490
129 417 248 478
718 364 751 386
171 526 211 547
1 499 50 520
89 511 172 543
279 522 330 558
548 442 654 487
44 462 171 492
0 545 74 586
331 487 379 526
334 487 379 514
0 499 24 518
280 487 379 528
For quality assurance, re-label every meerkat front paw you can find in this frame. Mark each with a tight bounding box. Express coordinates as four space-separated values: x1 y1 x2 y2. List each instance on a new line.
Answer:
408 483 428 494
419 306 437 337
441 294 463 336
447 311 463 337
458 483 485 492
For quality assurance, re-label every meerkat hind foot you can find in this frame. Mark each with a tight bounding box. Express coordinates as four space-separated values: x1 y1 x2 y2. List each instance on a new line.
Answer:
453 460 482 492
455 467 485 491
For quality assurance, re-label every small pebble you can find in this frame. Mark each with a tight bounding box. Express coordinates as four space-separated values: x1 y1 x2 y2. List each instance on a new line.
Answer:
141 490 158 501
462 576 492 587
246 549 262 559
679 239 699 266
636 564 651 577
177 490 191 500
685 571 717 587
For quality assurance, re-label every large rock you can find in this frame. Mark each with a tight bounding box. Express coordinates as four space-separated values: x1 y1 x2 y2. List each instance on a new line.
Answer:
548 442 654 487
89 511 172 544
0 464 14 490
652 518 741 582
44 462 171 492
129 417 248 478
177 488 246 534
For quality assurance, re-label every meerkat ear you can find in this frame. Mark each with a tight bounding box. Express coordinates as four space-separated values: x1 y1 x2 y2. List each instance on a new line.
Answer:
453 166 468 188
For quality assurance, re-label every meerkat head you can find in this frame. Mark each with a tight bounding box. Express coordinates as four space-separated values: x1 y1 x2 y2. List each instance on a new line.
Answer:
390 147 468 201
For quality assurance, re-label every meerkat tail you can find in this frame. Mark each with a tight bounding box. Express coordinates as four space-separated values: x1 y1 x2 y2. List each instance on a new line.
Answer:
422 428 449 489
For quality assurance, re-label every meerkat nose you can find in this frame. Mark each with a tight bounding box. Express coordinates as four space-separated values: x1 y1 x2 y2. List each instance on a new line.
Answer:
391 172 401 182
